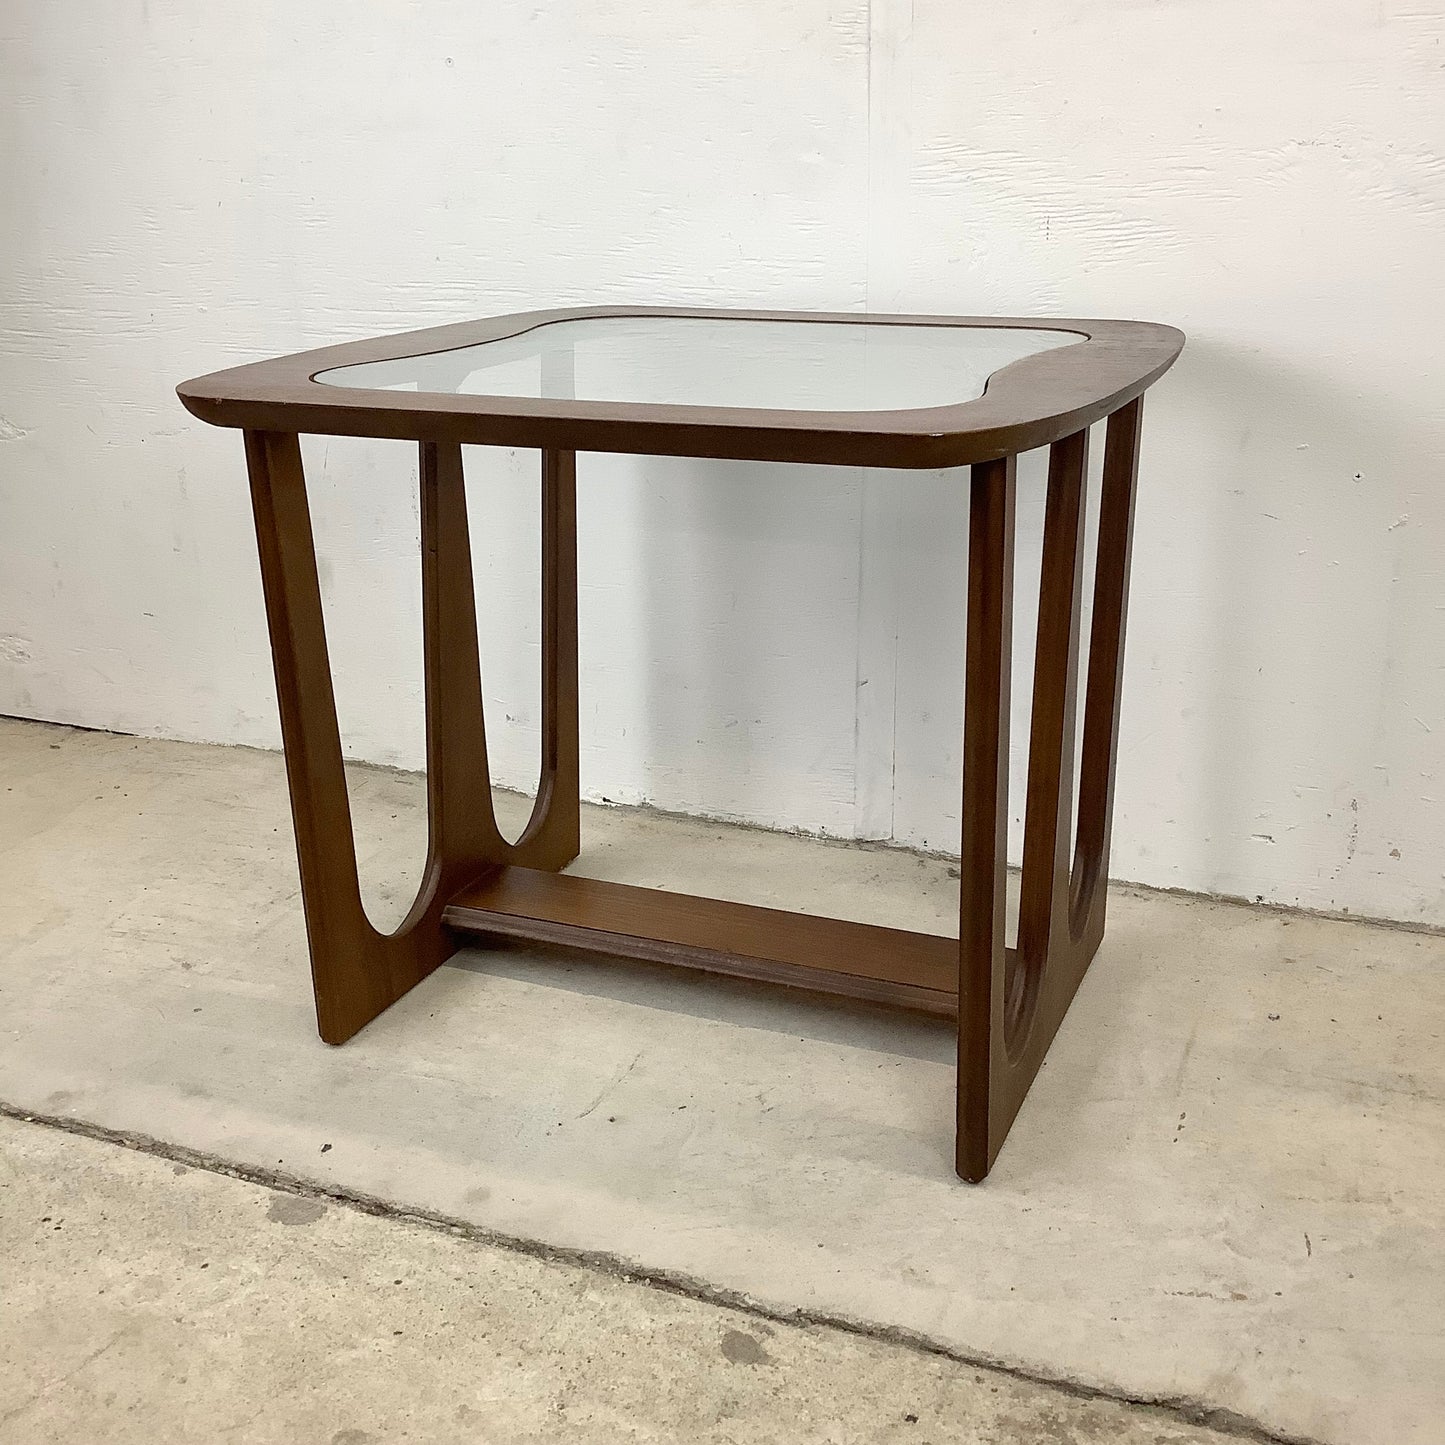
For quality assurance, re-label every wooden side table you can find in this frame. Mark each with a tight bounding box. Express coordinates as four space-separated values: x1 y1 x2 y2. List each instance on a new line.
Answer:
179 307 1183 1180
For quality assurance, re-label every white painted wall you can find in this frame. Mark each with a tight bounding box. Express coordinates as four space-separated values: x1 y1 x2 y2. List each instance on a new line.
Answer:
2 0 1442 924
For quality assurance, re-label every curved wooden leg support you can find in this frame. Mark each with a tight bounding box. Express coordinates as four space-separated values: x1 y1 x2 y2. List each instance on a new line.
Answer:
1012 427 1090 1051
244 432 580 1045
509 447 581 871
957 399 1143 1181
1071 398 1143 949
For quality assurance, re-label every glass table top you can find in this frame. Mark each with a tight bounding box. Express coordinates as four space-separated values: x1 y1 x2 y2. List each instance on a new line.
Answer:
315 315 1084 413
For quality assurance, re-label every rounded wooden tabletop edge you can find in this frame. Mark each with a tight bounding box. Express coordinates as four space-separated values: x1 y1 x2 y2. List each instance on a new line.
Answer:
175 307 1185 467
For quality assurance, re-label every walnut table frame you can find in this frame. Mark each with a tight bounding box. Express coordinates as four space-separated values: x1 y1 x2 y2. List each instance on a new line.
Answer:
179 306 1183 1181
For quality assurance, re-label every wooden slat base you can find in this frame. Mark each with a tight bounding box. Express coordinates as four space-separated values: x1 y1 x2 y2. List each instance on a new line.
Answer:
443 866 967 1017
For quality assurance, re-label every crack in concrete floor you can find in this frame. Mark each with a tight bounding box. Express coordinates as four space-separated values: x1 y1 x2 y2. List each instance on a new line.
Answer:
1 719 1441 1445
1 1102 1312 1445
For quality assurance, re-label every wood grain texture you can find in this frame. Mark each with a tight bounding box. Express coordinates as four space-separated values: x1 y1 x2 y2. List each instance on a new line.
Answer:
1014 428 1090 1050
954 403 1147 1180
244 431 580 1044
957 452 1016 1182
501 447 581 871
1069 397 1144 949
444 865 961 1016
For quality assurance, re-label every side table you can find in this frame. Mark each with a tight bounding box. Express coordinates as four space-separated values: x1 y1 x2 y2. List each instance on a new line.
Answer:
179 307 1183 1180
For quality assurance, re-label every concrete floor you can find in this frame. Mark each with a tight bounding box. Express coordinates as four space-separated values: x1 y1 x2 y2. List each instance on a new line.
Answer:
1 1112 1241 1445
1 718 1442 1444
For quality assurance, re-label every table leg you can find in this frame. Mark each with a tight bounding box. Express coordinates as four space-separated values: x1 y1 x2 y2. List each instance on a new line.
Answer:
508 446 581 871
243 431 580 1044
956 398 1143 1180
957 452 1017 1182
1072 398 1143 949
